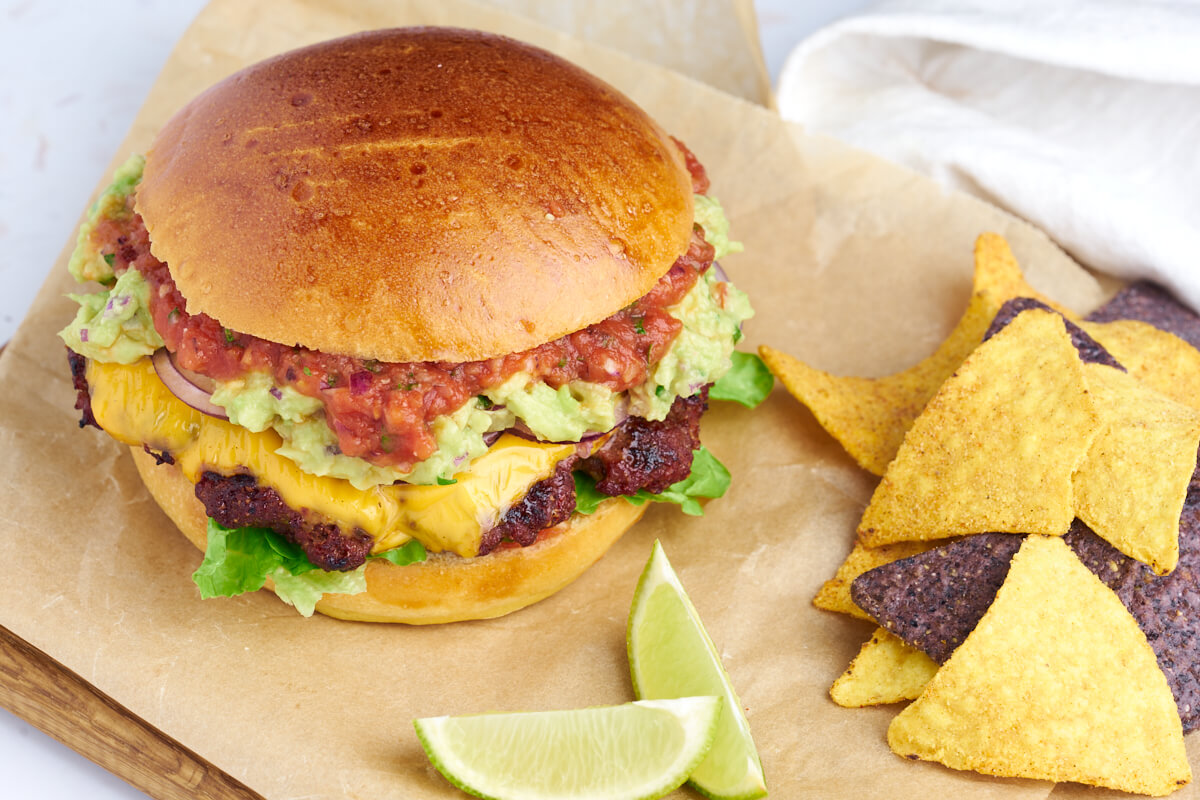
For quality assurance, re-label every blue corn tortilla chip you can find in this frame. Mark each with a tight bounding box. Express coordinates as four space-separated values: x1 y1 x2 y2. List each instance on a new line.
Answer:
1071 484 1200 728
1087 281 1200 350
850 533 1021 664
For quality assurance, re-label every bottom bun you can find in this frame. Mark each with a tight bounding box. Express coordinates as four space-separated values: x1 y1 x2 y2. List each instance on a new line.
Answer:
130 446 646 624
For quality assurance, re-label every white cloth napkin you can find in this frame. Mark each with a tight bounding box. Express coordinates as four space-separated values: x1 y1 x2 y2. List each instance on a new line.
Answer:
776 0 1200 310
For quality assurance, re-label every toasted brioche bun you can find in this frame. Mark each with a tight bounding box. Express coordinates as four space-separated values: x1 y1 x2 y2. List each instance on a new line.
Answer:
130 446 646 624
136 27 695 364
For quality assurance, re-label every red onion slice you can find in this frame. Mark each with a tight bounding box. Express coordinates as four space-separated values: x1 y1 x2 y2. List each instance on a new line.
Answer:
482 431 503 447
152 349 229 420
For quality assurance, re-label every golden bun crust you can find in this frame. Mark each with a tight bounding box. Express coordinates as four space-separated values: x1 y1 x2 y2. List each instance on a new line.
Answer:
130 446 646 624
136 27 695 363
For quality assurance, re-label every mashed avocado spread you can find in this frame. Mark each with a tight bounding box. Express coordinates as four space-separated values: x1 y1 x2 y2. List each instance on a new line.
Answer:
693 194 745 261
60 154 161 364
59 267 164 364
629 268 754 420
68 153 144 285
62 158 753 487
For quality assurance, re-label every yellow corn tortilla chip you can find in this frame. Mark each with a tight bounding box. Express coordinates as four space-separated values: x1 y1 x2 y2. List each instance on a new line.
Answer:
830 628 937 708
813 539 937 620
760 233 1074 476
859 310 1098 546
1083 318 1200 413
888 536 1190 796
1073 363 1200 575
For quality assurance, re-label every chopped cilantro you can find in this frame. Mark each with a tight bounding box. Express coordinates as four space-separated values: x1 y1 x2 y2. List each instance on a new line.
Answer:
363 359 382 373
223 328 235 343
436 476 457 485
102 252 116 267
303 366 312 376
477 395 494 409
634 317 646 335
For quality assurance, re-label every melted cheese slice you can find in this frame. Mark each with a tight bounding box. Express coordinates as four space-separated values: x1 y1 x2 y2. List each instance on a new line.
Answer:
86 358 578 557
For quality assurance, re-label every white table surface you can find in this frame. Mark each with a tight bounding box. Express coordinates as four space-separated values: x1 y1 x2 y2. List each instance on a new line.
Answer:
0 0 871 796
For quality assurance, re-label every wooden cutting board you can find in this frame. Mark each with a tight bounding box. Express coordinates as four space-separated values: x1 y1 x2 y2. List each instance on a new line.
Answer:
0 624 259 800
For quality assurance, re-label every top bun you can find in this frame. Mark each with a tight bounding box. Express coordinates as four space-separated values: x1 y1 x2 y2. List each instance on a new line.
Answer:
136 27 695 363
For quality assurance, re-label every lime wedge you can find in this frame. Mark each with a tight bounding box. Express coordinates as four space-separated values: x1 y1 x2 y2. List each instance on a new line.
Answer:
414 696 721 800
628 541 768 800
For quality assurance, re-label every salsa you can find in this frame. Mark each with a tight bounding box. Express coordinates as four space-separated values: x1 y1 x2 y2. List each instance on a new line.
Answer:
92 196 715 473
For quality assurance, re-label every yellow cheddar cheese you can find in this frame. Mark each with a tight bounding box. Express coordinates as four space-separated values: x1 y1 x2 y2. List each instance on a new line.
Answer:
86 358 578 557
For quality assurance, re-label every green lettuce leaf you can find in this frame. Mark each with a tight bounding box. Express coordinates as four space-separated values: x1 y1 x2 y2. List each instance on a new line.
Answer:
192 519 294 598
270 567 366 618
573 471 611 515
372 539 428 566
192 519 427 617
573 445 731 517
710 351 773 408
625 446 731 515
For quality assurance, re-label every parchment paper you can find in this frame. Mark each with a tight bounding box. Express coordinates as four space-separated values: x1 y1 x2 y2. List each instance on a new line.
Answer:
3 0 1183 798
481 0 771 105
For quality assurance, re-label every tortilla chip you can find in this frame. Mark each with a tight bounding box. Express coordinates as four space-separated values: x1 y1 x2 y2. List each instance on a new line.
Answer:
985 297 1123 369
813 539 937 620
1083 318 1200 412
760 233 1072 476
853 517 1200 733
830 628 937 708
888 536 1190 796
1074 363 1200 575
976 307 1199 574
1088 281 1200 351
858 310 1097 546
852 534 1022 663
1068 514 1200 732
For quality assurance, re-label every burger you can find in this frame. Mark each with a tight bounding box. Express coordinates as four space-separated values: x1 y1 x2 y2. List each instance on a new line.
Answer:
59 27 760 623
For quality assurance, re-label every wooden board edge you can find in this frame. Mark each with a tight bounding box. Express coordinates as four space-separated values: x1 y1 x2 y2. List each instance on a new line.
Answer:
0 623 262 800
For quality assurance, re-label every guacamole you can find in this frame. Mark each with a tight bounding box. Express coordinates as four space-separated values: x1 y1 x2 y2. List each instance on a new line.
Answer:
59 267 164 364
693 194 744 260
68 153 144 284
